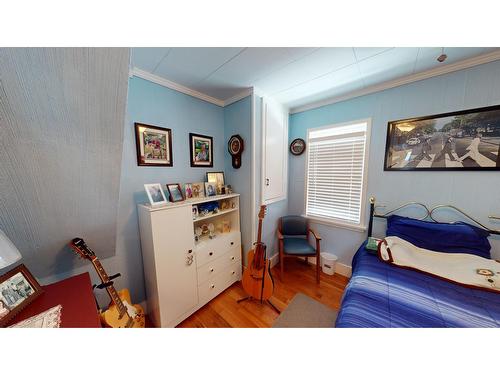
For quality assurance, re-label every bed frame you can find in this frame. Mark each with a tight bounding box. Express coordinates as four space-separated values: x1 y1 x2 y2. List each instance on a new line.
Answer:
367 196 500 237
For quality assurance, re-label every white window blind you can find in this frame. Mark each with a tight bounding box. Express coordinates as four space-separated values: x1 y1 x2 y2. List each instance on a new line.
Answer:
305 121 368 226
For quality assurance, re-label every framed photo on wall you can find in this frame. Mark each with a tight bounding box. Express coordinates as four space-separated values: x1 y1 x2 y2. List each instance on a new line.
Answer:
135 123 173 167
189 133 213 168
0 264 43 327
384 105 500 171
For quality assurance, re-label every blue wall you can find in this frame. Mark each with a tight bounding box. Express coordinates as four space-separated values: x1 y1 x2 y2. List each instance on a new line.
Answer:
289 60 500 268
224 96 253 253
112 77 226 303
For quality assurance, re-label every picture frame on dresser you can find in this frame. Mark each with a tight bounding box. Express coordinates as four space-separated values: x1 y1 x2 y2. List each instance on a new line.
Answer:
144 183 168 206
166 183 185 202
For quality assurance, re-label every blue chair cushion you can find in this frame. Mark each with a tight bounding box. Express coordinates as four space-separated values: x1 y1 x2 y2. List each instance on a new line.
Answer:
283 237 316 255
281 215 307 236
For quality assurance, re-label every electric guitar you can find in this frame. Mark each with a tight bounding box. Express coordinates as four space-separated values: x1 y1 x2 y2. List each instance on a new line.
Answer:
69 238 145 328
241 205 274 301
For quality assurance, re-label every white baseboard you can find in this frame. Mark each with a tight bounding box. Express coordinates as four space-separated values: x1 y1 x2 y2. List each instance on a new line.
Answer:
268 253 351 278
269 253 279 268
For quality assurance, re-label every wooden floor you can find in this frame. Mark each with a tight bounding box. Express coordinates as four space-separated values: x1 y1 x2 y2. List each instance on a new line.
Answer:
177 259 349 328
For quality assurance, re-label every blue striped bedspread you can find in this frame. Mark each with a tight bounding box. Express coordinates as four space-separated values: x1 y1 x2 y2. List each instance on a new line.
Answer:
335 242 500 327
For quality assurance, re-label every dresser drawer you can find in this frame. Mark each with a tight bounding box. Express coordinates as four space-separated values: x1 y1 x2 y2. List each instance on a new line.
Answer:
195 231 241 268
197 246 241 285
198 263 242 306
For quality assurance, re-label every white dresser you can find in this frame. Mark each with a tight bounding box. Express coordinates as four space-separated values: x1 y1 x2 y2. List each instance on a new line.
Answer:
137 194 242 327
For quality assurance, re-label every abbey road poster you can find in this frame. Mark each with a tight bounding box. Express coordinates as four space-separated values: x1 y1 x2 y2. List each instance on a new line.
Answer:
384 105 500 171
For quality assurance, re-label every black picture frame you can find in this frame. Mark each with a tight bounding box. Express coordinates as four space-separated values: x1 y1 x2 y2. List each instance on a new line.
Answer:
134 123 173 167
189 133 213 168
384 105 500 171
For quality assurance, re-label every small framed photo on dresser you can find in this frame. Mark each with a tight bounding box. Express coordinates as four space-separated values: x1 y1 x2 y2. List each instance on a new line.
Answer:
144 183 168 206
166 183 185 202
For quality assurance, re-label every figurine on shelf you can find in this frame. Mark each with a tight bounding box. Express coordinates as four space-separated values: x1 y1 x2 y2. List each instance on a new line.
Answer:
192 205 199 219
231 201 236 209
226 185 233 194
208 223 216 239
220 200 229 210
222 220 231 233
194 227 202 242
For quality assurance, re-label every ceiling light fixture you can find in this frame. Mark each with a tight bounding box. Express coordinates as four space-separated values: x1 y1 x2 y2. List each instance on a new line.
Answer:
437 47 447 63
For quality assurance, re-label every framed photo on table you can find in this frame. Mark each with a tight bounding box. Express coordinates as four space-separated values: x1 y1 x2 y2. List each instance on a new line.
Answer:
135 123 173 167
0 264 43 327
189 133 213 167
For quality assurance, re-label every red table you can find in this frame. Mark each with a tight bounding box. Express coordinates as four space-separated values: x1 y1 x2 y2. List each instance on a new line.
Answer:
9 272 101 328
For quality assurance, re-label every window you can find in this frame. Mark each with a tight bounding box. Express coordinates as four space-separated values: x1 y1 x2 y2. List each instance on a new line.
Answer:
305 119 370 230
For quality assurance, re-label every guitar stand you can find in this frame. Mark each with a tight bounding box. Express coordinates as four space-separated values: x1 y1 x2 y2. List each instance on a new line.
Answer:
92 273 121 290
92 273 121 311
237 296 280 314
237 248 280 314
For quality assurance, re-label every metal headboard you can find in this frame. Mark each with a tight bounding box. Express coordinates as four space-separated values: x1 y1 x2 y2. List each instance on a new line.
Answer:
367 197 500 237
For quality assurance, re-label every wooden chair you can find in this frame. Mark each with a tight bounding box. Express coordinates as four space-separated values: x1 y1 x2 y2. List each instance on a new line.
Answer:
277 215 321 284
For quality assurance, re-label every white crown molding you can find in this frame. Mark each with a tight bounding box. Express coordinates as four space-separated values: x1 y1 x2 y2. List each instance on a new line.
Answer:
131 67 225 107
131 67 253 108
223 87 254 106
290 49 500 114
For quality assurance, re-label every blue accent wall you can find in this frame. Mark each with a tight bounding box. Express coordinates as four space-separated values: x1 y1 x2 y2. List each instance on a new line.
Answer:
224 96 253 253
289 60 500 267
116 77 226 303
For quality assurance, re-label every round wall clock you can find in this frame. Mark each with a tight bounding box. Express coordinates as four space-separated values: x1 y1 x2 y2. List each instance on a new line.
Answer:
290 138 306 155
228 134 244 168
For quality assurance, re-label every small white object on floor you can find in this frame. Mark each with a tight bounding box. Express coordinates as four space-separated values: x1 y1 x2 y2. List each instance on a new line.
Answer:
9 305 62 328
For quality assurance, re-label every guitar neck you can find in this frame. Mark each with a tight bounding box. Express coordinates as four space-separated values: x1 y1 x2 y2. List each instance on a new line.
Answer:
91 258 127 315
256 217 263 244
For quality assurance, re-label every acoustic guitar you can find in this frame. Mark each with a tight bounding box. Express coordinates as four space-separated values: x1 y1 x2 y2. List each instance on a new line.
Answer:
242 205 274 301
69 238 145 328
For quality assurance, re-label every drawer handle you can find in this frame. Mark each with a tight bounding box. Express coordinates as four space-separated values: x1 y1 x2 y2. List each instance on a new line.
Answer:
210 284 215 289
210 268 214 273
231 256 235 260
188 249 192 254
209 251 213 256
230 241 234 245
231 271 235 275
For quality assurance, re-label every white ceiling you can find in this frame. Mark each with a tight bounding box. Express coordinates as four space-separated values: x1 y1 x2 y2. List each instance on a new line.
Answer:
131 47 499 110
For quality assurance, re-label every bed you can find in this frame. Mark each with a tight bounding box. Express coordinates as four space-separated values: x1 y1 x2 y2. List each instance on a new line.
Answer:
335 199 500 328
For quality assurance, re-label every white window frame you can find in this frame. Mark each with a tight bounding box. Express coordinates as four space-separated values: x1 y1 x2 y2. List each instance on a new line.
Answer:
303 118 371 232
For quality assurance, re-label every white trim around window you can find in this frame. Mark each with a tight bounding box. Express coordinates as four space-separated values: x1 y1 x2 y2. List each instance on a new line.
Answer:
303 118 372 232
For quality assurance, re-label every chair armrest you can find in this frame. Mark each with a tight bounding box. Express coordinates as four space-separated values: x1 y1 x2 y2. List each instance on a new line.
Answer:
277 229 284 240
308 228 321 241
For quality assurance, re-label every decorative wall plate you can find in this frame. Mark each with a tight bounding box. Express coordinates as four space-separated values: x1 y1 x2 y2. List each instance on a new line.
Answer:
290 138 306 155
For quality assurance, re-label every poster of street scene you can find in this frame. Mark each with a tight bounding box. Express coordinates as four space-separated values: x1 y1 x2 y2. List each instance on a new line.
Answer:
384 105 500 171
